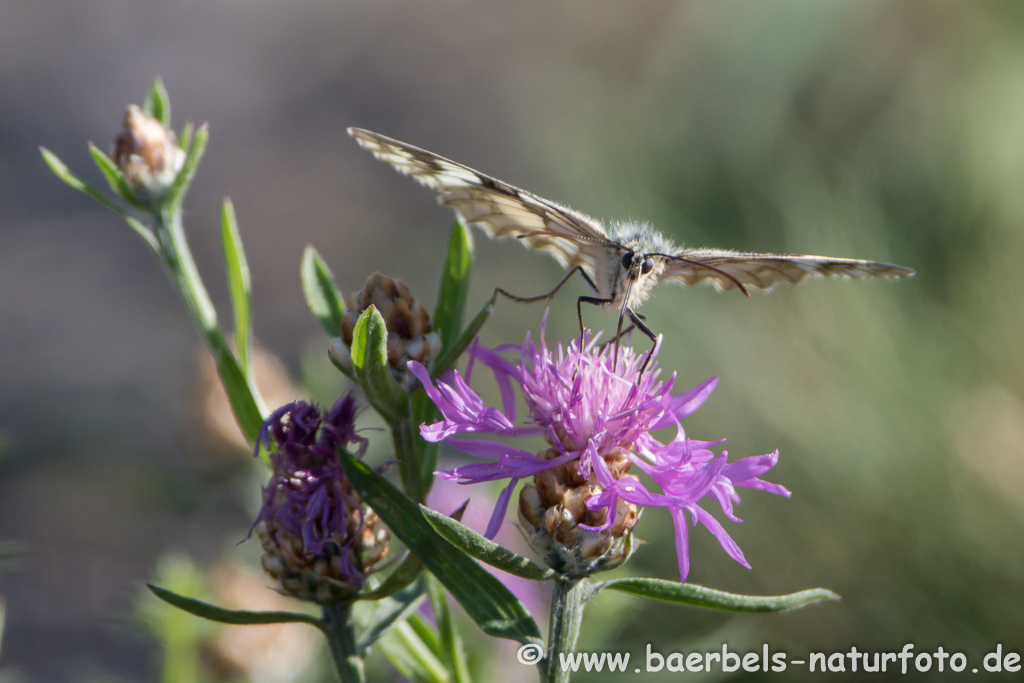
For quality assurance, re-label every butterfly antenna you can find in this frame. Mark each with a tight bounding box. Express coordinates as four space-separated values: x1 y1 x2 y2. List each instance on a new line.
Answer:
662 255 750 296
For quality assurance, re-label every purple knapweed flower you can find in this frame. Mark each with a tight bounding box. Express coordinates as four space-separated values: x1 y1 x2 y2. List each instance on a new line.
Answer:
409 317 789 581
251 393 389 602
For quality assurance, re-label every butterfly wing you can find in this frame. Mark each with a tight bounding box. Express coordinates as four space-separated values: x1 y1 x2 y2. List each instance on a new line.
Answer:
661 248 915 292
348 128 613 272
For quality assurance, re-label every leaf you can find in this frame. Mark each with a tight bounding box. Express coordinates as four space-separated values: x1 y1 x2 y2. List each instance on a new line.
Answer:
428 575 470 683
147 584 323 628
301 246 346 337
357 577 429 653
221 199 253 379
143 78 171 127
179 121 195 153
328 338 358 382
165 123 208 214
596 578 840 613
350 306 408 424
357 552 424 601
432 222 471 354
429 291 498 379
377 615 448 683
338 451 542 645
39 147 159 251
209 335 265 447
420 505 555 581
88 143 150 210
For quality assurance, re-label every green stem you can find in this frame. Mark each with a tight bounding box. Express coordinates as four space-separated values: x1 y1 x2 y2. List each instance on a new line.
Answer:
391 420 425 503
156 208 224 343
542 577 591 683
155 208 266 415
322 602 366 683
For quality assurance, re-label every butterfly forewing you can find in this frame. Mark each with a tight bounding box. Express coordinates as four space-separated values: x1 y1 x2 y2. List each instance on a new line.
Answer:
661 250 916 292
348 128 612 272
348 126 915 353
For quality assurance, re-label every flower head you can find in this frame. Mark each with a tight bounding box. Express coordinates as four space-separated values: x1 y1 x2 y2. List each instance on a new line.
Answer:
113 104 185 196
410 317 789 581
251 393 389 602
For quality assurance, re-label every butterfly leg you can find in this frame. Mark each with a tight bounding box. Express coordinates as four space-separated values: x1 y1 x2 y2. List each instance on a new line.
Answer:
601 312 645 347
577 294 614 350
625 308 658 375
494 265 596 303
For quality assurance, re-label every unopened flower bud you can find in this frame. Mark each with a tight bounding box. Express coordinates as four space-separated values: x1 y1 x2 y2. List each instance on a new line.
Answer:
113 105 185 196
339 273 441 385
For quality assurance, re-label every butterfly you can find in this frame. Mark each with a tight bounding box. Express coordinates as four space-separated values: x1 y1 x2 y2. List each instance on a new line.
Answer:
349 128 914 369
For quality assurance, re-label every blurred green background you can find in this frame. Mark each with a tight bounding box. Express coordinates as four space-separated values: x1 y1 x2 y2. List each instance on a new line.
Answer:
3 1 1023 681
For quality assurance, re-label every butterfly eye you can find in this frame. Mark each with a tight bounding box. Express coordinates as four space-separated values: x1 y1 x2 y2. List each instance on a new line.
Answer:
621 252 634 268
641 257 654 274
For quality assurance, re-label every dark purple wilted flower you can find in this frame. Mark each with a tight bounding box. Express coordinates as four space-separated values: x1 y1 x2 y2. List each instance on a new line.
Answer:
409 317 789 581
251 393 389 602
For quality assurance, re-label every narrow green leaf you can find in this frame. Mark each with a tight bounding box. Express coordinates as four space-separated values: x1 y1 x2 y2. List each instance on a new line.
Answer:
357 552 424 601
357 577 428 653
179 121 195 153
351 307 409 423
338 451 542 645
301 246 347 337
40 147 160 251
88 143 150 210
209 337 264 446
147 584 323 628
165 123 208 214
429 291 497 379
221 199 253 379
428 575 471 683
378 616 448 683
143 78 171 127
433 222 471 353
420 505 555 581
329 339 358 382
596 578 840 613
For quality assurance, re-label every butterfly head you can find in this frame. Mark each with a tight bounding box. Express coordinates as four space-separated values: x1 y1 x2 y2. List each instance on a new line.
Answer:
608 223 675 309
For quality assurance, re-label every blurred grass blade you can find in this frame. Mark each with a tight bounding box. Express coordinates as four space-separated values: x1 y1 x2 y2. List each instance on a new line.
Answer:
39 147 158 251
433 222 471 354
88 143 149 210
147 584 324 628
429 291 497 379
351 306 408 423
143 78 171 127
427 575 470 683
165 123 208 213
420 505 555 581
358 552 424 601
378 615 448 683
338 450 542 645
301 246 346 337
597 578 840 613
221 199 253 379
357 577 428 653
